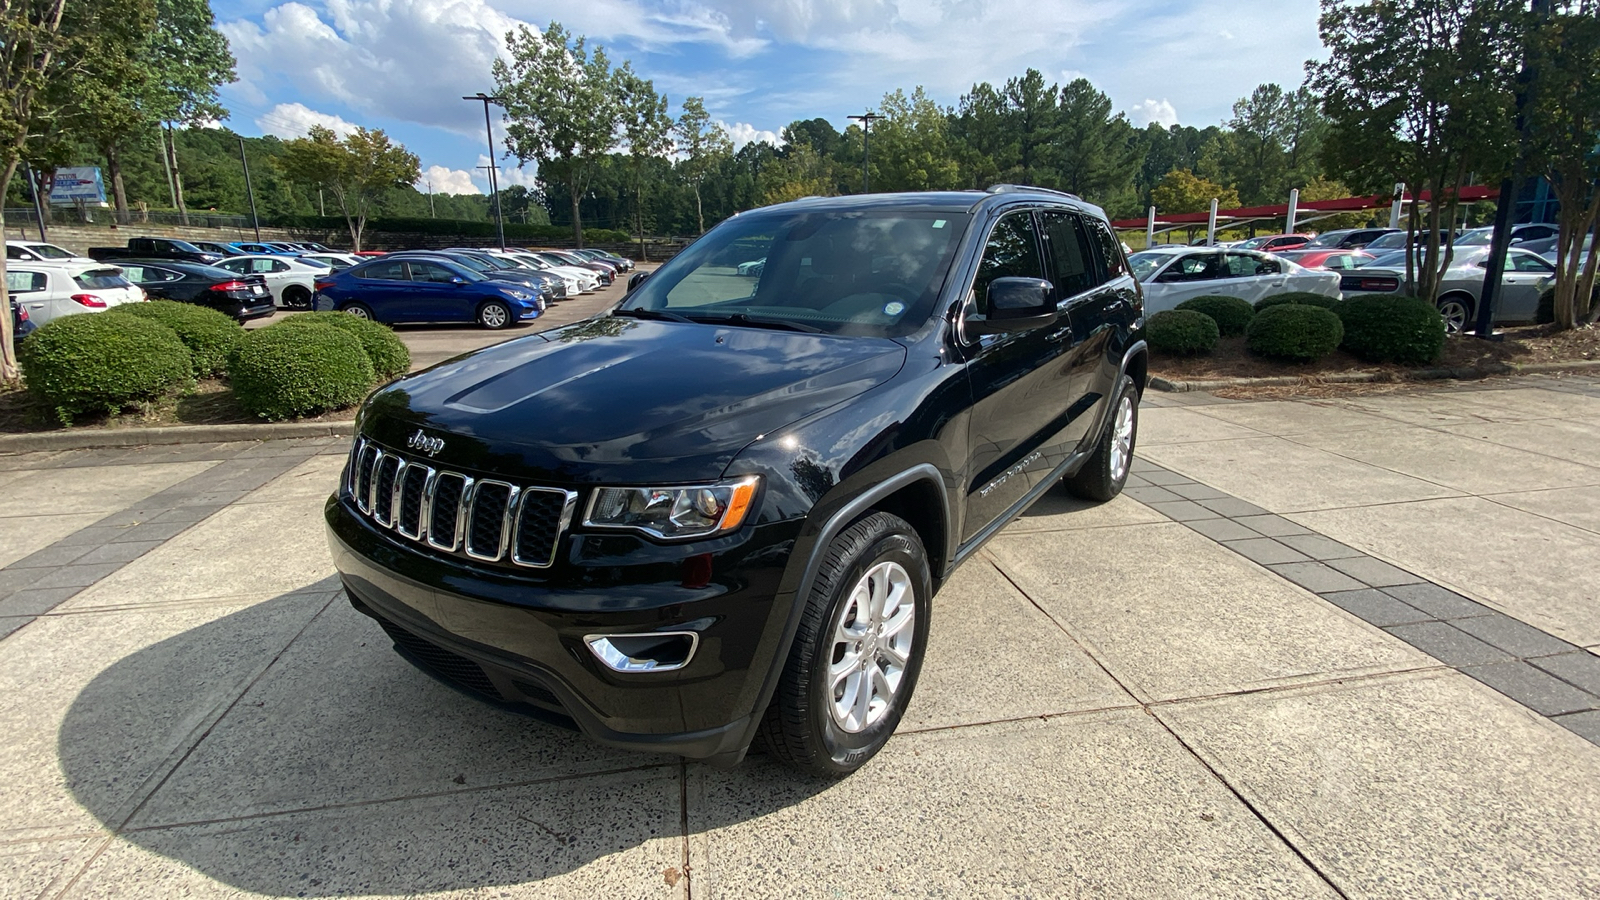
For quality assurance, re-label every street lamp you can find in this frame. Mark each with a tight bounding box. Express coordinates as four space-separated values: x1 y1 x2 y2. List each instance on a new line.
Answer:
463 92 507 249
847 111 882 194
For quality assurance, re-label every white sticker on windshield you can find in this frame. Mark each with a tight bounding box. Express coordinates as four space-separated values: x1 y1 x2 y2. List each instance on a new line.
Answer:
884 301 906 316
932 219 946 228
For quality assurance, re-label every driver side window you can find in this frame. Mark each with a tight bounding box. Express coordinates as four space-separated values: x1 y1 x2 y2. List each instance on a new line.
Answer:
971 212 1044 315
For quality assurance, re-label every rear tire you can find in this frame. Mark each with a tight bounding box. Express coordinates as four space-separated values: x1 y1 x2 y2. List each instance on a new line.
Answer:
1064 374 1139 502
342 303 374 321
758 512 930 778
283 286 312 310
1436 294 1474 334
478 300 512 329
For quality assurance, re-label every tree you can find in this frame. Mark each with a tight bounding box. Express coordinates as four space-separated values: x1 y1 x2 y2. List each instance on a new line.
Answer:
866 88 961 193
1150 169 1240 214
1053 78 1139 205
615 64 671 259
494 23 620 247
760 143 836 205
1220 83 1291 204
1313 0 1522 301
278 125 420 250
675 96 731 233
1524 1 1600 328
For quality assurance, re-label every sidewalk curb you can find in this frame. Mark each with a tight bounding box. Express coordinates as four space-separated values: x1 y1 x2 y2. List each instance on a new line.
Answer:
0 420 356 453
1149 357 1600 393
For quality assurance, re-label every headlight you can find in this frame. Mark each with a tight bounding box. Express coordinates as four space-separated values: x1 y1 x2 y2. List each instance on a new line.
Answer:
504 289 532 300
584 476 759 540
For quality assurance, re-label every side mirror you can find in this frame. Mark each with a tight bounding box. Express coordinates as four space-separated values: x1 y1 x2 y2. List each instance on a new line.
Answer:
627 271 650 294
968 277 1056 336
450 276 468 285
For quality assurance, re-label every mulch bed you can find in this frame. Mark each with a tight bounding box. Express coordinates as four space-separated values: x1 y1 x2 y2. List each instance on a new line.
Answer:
0 378 350 435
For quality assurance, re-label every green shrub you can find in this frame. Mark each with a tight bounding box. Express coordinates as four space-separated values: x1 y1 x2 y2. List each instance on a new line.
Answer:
105 300 243 377
1175 295 1254 336
274 312 410 379
1336 294 1446 365
1147 309 1220 356
18 312 193 423
228 322 375 420
1255 291 1341 311
1246 303 1344 361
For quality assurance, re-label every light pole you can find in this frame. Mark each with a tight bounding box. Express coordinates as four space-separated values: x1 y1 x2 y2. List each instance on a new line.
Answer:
847 112 882 194
238 136 261 242
463 93 507 249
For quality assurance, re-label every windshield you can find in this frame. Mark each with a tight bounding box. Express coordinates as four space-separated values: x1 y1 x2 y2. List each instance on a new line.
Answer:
1455 229 1494 246
27 243 75 259
1305 231 1349 248
1126 252 1169 282
74 269 132 289
170 239 204 253
1235 237 1269 250
622 208 970 338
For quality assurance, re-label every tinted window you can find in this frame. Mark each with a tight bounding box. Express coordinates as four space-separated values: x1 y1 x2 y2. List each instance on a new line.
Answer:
216 259 247 274
1510 252 1554 273
973 213 1045 314
408 261 458 283
1170 253 1223 280
1089 218 1128 281
129 266 181 283
358 261 406 280
1040 212 1096 296
26 243 72 259
5 246 21 260
1226 252 1278 276
1126 252 1168 281
5 271 46 293
74 269 132 289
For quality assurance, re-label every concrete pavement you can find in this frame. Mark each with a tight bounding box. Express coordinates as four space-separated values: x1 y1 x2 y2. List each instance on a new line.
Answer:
1 376 1598 897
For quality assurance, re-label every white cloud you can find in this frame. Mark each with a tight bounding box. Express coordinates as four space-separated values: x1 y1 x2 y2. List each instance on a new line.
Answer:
477 154 541 188
721 121 782 150
418 164 482 195
256 102 359 139
1128 99 1178 128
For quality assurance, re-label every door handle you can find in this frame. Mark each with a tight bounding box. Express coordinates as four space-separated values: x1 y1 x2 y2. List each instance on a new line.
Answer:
1046 325 1073 341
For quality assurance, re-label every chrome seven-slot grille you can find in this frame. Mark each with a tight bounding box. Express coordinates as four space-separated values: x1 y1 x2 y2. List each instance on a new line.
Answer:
347 438 577 569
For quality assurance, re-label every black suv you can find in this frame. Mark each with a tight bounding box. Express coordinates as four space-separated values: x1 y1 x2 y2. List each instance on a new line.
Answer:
326 186 1147 776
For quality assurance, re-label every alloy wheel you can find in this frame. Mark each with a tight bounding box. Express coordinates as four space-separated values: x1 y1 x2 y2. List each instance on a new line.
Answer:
1110 393 1135 483
827 560 916 733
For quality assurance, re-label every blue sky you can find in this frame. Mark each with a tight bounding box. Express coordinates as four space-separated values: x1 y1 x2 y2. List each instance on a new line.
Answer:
212 0 1327 196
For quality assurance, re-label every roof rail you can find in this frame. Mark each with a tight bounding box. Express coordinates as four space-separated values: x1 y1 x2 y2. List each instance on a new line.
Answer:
986 183 1083 201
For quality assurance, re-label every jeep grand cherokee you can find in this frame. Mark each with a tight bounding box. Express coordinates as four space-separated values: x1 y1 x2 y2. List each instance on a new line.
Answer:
326 185 1148 776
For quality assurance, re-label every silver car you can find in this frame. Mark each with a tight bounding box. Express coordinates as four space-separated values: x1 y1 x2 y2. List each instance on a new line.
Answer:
1126 247 1341 314
1342 247 1555 333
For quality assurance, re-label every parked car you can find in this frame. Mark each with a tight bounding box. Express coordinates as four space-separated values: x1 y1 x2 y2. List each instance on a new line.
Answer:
88 237 224 265
1302 228 1399 250
6 240 94 264
213 254 326 309
1342 246 1556 332
1455 224 1558 247
1361 230 1464 252
325 186 1148 776
541 248 618 282
384 251 552 310
574 248 633 271
4 263 143 325
1127 246 1341 312
1235 233 1314 252
500 251 601 293
313 256 542 328
1518 233 1594 265
1276 249 1375 271
227 241 293 256
10 298 36 340
114 260 276 321
190 240 245 257
299 252 364 271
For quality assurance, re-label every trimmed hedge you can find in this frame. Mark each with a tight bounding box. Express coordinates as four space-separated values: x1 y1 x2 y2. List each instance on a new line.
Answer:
228 321 375 420
1255 291 1341 311
1246 304 1344 361
269 214 630 244
18 313 193 423
105 301 243 377
1147 309 1220 356
1336 295 1445 365
274 312 410 379
1175 295 1254 336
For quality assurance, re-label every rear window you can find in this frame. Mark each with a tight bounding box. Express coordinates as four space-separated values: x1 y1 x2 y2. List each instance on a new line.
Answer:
74 269 132 290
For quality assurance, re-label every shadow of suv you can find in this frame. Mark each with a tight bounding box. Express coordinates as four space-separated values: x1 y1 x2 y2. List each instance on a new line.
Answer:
325 186 1148 777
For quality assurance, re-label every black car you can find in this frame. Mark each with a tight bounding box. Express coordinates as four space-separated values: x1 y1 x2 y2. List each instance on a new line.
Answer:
1303 227 1399 250
114 260 276 320
327 186 1147 776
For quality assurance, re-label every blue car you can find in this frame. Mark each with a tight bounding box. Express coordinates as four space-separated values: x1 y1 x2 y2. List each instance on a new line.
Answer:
314 256 541 329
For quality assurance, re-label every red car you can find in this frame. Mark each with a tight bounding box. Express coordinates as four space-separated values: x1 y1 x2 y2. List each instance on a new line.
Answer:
1277 249 1375 271
1236 233 1314 252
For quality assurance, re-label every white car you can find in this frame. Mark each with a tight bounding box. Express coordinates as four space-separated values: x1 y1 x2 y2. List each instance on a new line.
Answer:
4 262 144 325
497 251 596 294
6 240 95 264
213 254 327 309
1126 247 1341 313
299 252 363 271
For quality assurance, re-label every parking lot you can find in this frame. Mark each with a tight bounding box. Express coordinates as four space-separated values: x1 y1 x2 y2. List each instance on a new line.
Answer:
1 370 1598 896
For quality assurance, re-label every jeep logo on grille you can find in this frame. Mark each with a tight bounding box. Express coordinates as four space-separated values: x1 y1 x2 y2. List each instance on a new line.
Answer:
406 429 446 457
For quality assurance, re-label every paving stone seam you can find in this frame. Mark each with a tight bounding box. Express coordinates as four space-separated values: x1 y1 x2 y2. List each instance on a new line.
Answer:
897 702 1145 737
676 759 693 898
0 447 325 643
38 833 115 900
1270 429 1600 494
1128 457 1600 746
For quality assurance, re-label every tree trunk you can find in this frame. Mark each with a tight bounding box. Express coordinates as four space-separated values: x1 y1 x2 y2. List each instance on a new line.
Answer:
0 159 20 382
636 181 647 261
106 143 130 225
165 123 189 225
694 182 704 234
569 172 584 249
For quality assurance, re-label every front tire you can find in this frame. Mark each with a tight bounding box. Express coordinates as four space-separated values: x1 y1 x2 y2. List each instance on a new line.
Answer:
758 512 931 778
1064 373 1139 502
478 300 512 329
342 303 374 321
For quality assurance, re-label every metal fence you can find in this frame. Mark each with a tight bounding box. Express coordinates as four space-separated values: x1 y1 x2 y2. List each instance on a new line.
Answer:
3 207 254 230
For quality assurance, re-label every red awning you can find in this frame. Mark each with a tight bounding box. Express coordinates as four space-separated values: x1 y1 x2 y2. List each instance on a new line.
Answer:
1109 186 1499 229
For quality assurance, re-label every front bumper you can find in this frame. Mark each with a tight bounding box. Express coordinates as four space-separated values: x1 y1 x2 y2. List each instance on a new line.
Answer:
325 493 802 763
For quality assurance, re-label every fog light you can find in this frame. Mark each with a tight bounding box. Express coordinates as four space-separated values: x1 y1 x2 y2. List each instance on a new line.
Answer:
585 633 699 673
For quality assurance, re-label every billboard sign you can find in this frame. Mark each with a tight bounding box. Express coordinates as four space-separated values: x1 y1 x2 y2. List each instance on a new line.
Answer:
48 166 107 206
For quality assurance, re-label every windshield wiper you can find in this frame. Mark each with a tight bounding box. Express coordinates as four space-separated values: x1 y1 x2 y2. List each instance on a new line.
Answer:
612 307 693 323
684 312 823 333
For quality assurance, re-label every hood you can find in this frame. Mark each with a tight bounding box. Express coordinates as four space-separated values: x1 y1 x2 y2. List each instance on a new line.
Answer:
362 317 907 484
